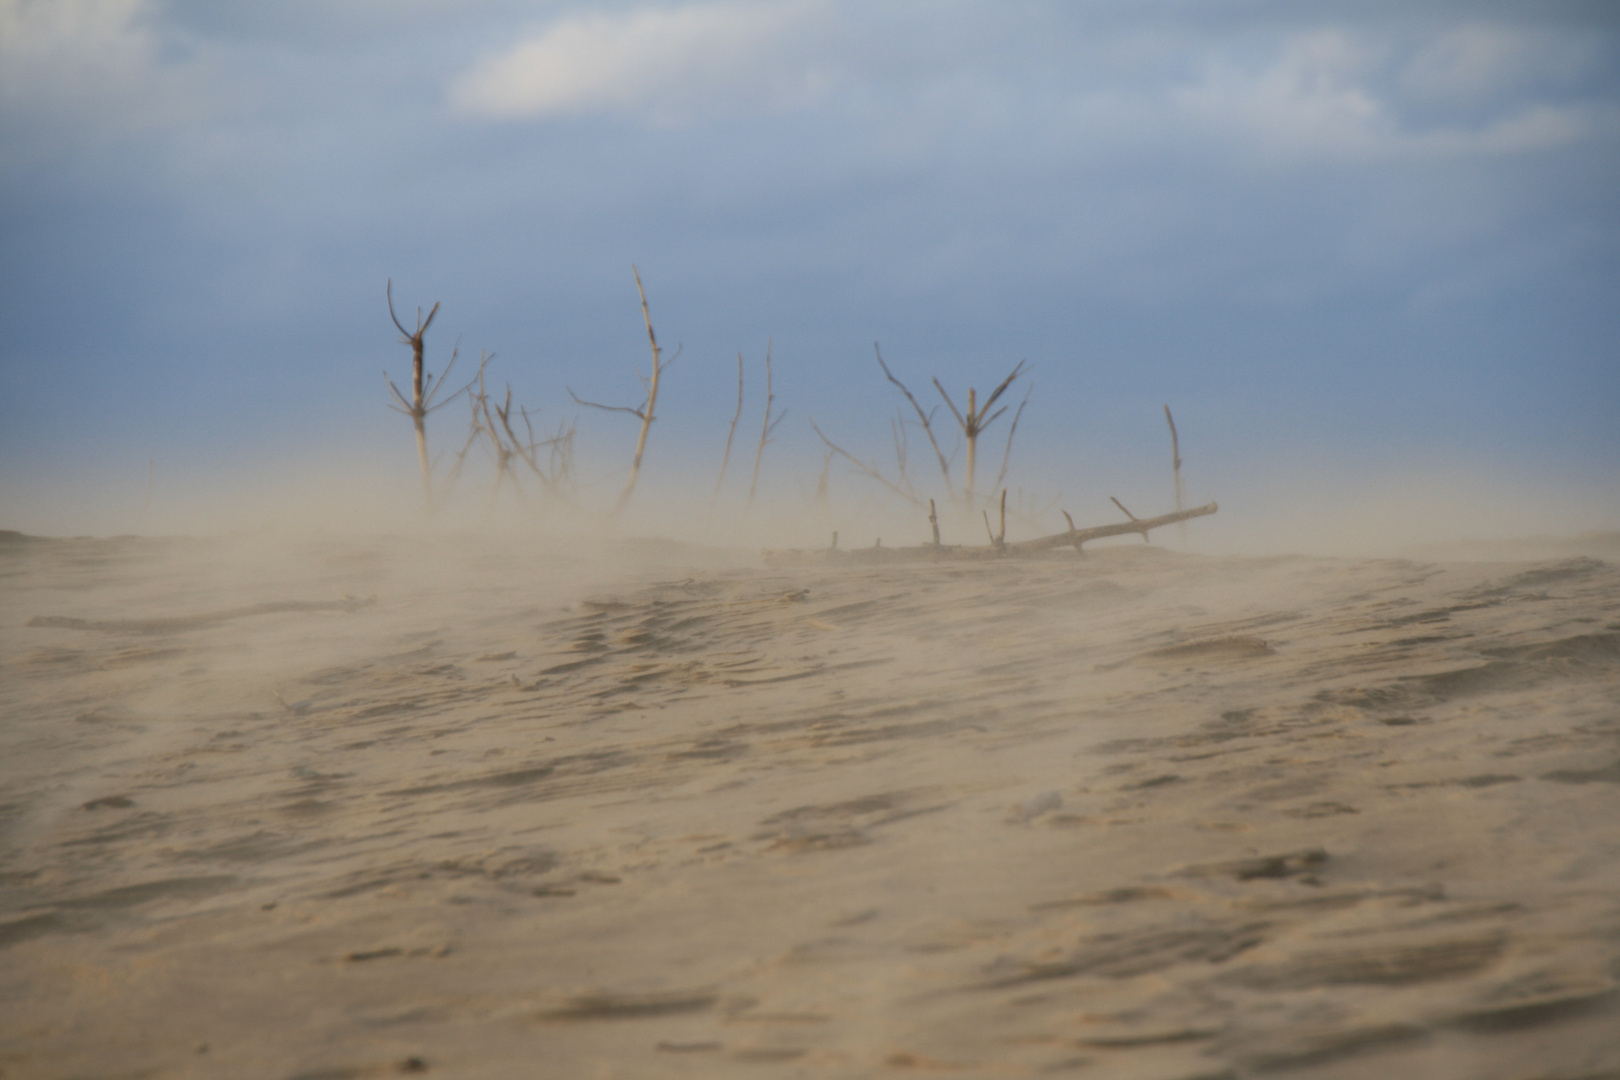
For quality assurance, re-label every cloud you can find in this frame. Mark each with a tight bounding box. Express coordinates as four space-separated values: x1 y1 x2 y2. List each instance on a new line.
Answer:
1399 22 1597 105
446 3 1614 173
0 0 221 165
449 0 837 123
1170 25 1603 165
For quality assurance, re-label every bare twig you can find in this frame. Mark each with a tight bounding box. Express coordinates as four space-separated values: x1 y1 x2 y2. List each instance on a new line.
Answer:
875 344 954 497
440 401 481 501
385 281 478 510
934 360 1027 506
1165 404 1187 547
567 389 645 419
386 279 441 503
494 383 566 501
748 340 787 507
1164 404 1184 512
516 405 577 501
992 384 1033 494
620 265 666 510
810 419 924 507
981 489 1008 549
469 361 522 504
712 352 746 506
887 410 925 502
560 265 673 511
568 266 672 512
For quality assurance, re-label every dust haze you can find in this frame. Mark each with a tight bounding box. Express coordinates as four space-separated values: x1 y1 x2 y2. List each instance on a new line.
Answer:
5 0 1618 1070
3 440 1620 1079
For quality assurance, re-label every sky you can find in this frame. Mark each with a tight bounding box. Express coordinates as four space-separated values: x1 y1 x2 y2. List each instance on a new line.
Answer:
1 0 1617 543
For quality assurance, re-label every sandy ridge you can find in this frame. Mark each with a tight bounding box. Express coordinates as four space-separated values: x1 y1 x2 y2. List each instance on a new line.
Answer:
1 535 1618 1078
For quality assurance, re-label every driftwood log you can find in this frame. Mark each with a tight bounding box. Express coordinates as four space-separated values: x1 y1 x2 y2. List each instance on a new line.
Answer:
764 500 1216 566
1011 500 1217 553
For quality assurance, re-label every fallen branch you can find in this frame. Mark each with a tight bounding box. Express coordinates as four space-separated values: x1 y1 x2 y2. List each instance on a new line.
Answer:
1009 500 1218 553
762 500 1217 565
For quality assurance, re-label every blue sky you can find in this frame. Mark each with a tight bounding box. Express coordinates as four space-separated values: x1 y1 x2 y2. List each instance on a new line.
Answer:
1 1 1617 540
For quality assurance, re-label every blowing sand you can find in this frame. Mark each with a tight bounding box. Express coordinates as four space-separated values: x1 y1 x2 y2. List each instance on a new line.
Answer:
2 529 1619 1079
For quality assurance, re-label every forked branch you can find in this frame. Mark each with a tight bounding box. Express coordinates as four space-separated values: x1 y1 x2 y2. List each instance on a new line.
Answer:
810 419 925 507
385 280 471 506
565 265 676 512
933 360 1027 506
875 344 953 497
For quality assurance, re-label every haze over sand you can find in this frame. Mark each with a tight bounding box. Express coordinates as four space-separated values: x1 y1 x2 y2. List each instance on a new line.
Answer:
4 3 1617 1072
3 502 1620 1078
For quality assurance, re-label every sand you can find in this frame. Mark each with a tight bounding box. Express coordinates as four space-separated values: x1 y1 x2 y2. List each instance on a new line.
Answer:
2 528 1619 1079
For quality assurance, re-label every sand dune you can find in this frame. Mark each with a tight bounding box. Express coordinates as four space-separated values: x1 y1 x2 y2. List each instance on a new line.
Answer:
2 530 1619 1078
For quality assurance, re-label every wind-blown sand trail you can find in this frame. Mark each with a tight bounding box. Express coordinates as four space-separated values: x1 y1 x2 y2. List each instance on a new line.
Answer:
3 530 1619 1079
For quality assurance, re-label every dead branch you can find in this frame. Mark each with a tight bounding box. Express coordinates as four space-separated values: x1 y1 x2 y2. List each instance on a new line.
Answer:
1011 501 1217 553
933 360 1027 506
888 410 921 501
762 500 1217 565
1165 404 1188 547
979 489 1009 549
440 403 481 501
567 389 645 419
385 280 441 502
992 384 1033 494
494 383 562 500
1164 404 1184 513
875 344 954 496
810 418 924 507
520 406 577 500
747 339 787 507
620 265 667 510
712 352 745 506
566 266 672 512
385 281 478 510
468 360 524 504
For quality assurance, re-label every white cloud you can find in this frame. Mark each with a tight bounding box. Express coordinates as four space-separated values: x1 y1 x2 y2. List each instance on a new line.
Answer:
1173 30 1388 160
0 0 218 163
1170 26 1599 166
449 0 838 123
1399 23 1595 105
